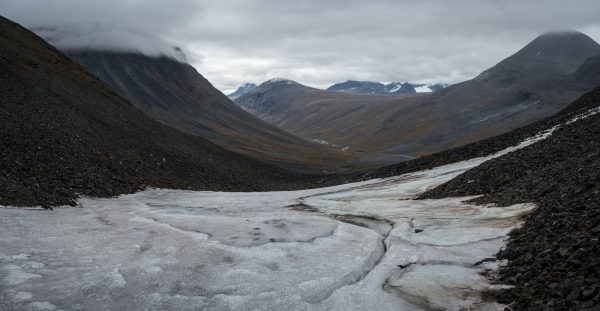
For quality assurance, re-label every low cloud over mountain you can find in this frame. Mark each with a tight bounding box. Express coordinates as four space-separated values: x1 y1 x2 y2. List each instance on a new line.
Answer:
34 25 188 63
2 0 600 91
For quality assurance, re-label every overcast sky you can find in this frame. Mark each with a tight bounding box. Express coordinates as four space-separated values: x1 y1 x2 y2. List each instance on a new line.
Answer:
2 0 600 93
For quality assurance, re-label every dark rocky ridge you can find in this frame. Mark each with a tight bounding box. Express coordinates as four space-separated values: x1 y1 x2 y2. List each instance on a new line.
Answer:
0 16 346 207
420 87 600 310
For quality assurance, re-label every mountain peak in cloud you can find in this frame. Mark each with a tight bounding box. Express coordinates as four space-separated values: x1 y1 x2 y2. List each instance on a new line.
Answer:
33 24 187 63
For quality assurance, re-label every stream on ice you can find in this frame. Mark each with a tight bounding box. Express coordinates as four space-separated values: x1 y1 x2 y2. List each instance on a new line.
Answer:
0 122 572 310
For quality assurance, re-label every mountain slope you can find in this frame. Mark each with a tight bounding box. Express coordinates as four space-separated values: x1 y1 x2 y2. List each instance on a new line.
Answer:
228 82 257 99
237 31 600 159
327 80 390 94
0 16 338 207
235 79 425 163
63 51 353 172
374 31 600 155
574 55 600 85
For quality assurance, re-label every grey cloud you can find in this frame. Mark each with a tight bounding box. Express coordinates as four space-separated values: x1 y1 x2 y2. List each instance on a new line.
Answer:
2 0 600 92
34 25 188 62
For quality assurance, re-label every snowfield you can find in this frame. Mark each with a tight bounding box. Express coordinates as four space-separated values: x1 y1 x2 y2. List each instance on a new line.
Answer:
0 127 562 311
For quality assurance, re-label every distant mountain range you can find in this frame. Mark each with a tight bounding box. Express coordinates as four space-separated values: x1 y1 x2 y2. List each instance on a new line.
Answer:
227 80 447 99
234 79 427 163
235 31 600 159
326 81 449 95
228 82 257 99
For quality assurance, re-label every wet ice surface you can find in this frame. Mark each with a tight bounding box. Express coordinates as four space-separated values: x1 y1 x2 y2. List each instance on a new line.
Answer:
1 133 552 311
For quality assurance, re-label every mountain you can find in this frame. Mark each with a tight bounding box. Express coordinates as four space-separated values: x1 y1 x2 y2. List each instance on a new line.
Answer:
62 52 354 172
228 82 257 99
235 79 425 164
573 55 600 85
0 16 341 207
327 80 389 94
385 82 416 94
372 31 600 155
237 31 600 159
412 83 449 92
326 80 447 95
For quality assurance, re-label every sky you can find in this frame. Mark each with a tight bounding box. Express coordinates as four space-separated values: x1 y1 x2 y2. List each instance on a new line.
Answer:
2 0 600 93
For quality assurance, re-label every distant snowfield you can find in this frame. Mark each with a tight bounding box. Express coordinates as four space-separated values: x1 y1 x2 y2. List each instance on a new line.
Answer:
414 85 433 93
0 122 572 311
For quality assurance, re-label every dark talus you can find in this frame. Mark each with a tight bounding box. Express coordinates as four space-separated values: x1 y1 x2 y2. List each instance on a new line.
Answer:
420 87 600 310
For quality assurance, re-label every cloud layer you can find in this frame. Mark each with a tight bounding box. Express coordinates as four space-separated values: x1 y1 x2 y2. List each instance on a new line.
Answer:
34 25 187 63
2 0 600 92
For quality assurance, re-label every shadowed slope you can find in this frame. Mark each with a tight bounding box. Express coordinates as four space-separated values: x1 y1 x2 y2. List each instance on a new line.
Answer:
65 51 355 173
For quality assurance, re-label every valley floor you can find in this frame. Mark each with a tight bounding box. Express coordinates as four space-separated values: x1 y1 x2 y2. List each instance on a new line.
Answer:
0 133 549 311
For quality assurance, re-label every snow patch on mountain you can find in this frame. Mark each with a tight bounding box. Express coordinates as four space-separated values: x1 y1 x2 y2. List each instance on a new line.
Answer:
327 80 447 95
414 85 433 92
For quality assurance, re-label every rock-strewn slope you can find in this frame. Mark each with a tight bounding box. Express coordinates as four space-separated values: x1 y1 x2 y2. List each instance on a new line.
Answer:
421 87 600 310
0 16 339 207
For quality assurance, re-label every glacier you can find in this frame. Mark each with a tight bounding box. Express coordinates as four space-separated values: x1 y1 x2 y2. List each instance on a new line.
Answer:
2 116 583 310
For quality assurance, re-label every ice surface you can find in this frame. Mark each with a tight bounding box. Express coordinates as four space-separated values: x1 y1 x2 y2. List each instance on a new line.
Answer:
0 120 572 310
565 106 600 124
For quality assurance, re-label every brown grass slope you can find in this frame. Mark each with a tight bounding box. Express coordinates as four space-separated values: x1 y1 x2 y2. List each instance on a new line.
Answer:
235 79 424 162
